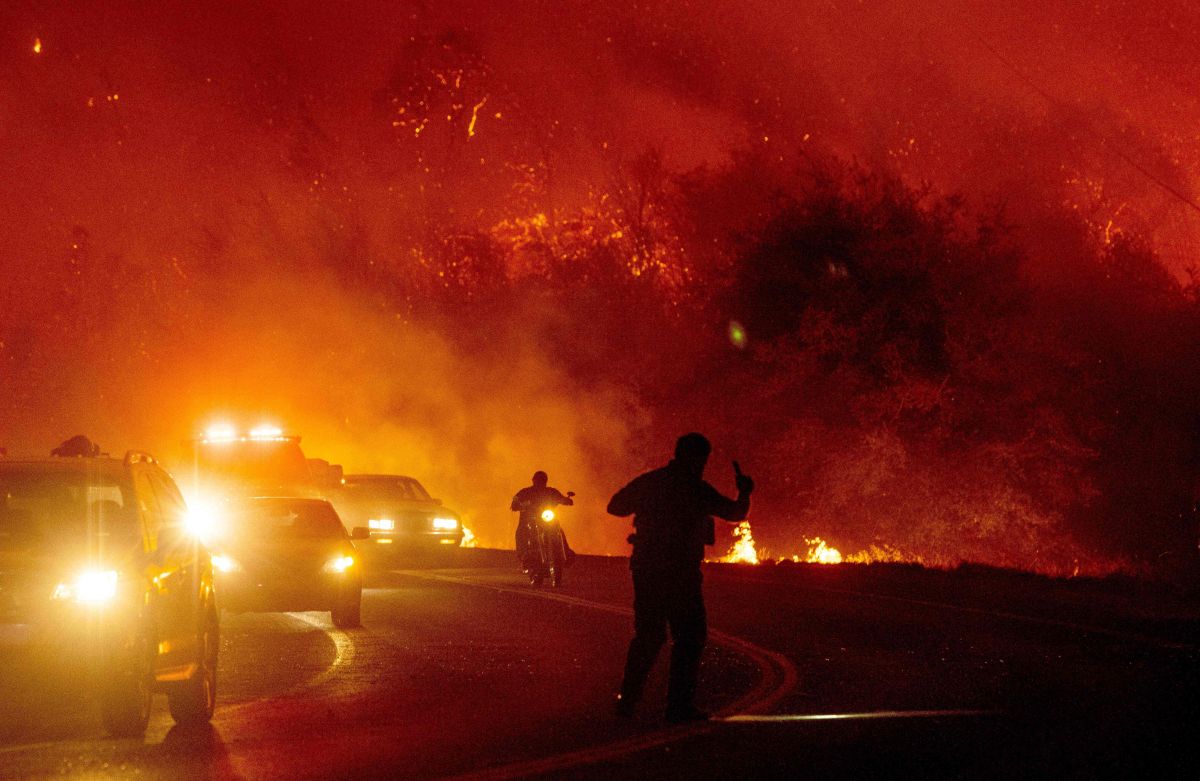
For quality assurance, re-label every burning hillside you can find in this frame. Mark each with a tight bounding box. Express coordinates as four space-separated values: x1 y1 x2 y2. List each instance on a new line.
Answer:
2 2 1199 578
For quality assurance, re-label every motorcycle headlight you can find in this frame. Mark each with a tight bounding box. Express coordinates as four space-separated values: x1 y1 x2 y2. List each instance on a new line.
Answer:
323 555 355 574
53 569 119 604
432 517 459 531
540 509 555 523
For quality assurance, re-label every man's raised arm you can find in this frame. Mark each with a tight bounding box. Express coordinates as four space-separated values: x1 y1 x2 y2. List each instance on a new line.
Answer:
704 461 754 521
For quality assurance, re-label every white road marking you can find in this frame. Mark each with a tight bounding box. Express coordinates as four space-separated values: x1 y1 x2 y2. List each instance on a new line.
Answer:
724 709 998 722
406 570 799 781
0 611 356 758
216 611 359 719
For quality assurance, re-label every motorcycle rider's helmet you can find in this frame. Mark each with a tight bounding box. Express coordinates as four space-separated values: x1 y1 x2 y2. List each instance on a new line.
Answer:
532 470 548 487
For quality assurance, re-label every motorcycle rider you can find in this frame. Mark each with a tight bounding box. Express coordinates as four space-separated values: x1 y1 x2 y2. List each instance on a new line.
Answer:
511 471 574 571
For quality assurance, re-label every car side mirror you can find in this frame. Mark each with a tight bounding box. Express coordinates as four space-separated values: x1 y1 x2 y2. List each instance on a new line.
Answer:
351 527 371 540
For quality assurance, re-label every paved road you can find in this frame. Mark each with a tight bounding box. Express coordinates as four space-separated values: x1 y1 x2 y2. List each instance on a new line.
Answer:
1 550 1196 779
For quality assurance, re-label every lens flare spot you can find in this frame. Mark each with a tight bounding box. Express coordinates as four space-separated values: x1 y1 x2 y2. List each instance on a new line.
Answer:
728 320 747 349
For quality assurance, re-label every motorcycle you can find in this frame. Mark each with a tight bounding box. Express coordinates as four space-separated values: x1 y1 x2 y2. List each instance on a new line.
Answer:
526 491 574 587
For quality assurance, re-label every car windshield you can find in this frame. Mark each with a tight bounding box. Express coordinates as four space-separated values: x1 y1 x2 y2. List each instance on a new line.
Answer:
193 440 310 488
0 464 139 550
341 478 431 503
234 500 345 539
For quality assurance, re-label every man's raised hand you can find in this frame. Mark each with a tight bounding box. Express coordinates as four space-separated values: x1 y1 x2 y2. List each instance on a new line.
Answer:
733 461 754 494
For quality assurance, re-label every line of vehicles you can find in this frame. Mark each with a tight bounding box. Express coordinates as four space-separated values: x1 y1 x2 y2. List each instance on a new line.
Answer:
0 424 469 738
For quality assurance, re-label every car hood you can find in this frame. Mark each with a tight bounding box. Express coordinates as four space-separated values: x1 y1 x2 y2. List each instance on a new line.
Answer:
331 499 458 523
215 537 350 570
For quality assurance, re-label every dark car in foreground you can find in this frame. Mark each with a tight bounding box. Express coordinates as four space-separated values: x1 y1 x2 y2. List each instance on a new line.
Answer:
332 474 464 555
0 449 218 736
208 497 365 628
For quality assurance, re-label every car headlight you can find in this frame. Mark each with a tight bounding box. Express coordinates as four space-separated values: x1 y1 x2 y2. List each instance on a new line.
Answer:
211 553 240 573
540 509 555 523
53 569 119 604
368 518 395 531
323 555 355 574
432 517 459 531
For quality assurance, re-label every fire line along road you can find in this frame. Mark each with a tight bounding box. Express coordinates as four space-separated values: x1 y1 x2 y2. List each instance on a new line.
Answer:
1 550 1196 779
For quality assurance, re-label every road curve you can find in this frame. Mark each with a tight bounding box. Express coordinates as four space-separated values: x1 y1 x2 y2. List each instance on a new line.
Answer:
0 549 1195 779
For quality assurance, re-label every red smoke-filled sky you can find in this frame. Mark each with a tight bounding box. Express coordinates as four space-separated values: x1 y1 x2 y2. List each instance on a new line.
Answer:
4 1 1199 260
2 1 1199 560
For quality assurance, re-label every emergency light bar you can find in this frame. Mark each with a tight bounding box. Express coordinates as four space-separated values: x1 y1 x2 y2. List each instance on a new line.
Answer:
198 423 298 444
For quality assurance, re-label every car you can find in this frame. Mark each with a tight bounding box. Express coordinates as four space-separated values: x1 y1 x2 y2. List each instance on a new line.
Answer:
208 497 366 629
0 444 218 737
332 474 465 554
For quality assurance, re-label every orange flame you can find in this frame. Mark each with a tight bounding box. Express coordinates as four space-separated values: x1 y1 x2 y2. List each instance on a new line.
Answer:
717 522 849 565
459 526 477 548
802 536 843 564
723 521 759 564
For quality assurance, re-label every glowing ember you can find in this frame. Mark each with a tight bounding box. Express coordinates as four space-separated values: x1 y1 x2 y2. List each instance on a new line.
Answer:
33 38 42 54
459 526 477 548
723 521 758 564
468 97 487 138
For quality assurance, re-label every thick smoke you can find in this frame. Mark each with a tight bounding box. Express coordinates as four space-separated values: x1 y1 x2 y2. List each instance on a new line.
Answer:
0 233 644 553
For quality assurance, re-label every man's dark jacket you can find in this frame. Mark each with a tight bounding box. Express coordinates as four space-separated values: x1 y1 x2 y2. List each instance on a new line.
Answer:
607 460 750 568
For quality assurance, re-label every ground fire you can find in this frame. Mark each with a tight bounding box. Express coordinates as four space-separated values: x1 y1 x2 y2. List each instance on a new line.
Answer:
720 523 848 566
723 522 760 565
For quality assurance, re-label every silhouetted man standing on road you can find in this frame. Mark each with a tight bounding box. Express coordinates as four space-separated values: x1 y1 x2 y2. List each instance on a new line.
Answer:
607 433 754 723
